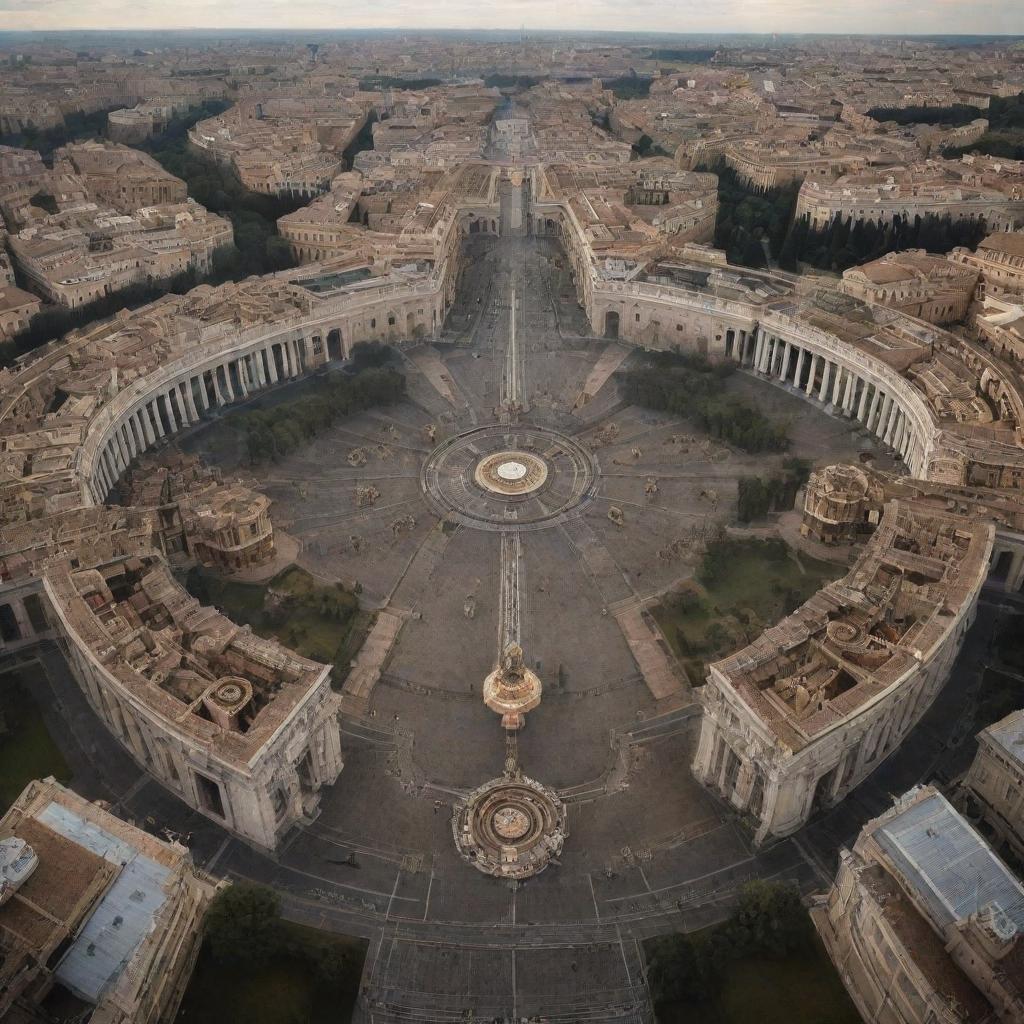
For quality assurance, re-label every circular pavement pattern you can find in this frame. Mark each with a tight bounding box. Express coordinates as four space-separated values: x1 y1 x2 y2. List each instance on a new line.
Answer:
453 773 568 879
421 424 598 531
497 460 527 482
474 450 549 496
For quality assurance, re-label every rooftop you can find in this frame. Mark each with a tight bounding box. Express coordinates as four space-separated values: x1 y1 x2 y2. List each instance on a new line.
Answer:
875 789 1024 934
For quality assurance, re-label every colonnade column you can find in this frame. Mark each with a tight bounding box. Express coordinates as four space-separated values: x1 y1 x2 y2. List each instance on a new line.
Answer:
135 409 154 447
805 355 819 396
147 401 165 439
842 373 857 416
183 378 200 422
210 368 225 407
775 340 788 381
119 422 134 460
857 381 871 422
819 361 832 402
886 409 902 448
128 415 145 454
876 395 894 440
164 390 178 432
174 383 192 426
250 352 266 388
891 415 905 453
197 374 210 412
867 388 882 431
114 428 131 467
899 422 912 462
108 439 124 476
102 448 118 487
830 364 845 406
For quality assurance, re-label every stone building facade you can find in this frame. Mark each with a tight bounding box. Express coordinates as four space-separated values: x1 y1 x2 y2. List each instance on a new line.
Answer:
841 251 978 326
55 140 188 213
43 557 343 850
795 167 1024 233
3 113 1024 865
0 777 214 1024
692 503 992 844
964 708 1024 860
123 450 275 572
812 786 1024 1024
0 283 41 342
950 232 1024 301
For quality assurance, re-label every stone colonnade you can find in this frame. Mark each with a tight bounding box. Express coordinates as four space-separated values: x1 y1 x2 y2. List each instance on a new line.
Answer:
88 336 306 502
743 324 927 475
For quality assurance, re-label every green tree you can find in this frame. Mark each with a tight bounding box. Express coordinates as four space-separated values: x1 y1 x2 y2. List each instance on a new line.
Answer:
622 353 790 455
646 932 722 1010
729 880 812 957
703 620 733 654
204 882 282 968
350 340 392 369
265 235 295 271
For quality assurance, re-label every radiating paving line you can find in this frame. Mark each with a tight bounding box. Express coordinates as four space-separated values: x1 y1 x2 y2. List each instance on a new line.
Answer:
498 525 523 651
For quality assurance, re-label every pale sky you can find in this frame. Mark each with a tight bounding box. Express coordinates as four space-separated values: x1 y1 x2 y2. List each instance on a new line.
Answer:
1 0 1023 36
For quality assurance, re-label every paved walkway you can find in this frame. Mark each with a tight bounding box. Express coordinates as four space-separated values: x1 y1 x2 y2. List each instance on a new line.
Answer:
341 609 406 709
405 345 466 407
573 342 631 412
612 600 688 701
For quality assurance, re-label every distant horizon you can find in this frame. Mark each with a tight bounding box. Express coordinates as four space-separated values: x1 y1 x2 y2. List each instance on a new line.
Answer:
2 2 1023 39
2 28 1024 39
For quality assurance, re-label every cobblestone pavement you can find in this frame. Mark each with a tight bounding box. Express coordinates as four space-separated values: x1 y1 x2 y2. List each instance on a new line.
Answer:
12 235 996 1024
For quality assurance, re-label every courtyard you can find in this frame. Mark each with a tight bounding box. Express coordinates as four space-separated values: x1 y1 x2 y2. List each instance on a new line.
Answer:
147 235 907 1017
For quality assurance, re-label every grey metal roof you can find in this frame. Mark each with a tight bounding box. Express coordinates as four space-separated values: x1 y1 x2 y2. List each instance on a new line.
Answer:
876 791 1024 934
36 801 171 1005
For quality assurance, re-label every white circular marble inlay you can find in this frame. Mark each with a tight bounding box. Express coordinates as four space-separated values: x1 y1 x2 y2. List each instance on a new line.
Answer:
496 460 528 482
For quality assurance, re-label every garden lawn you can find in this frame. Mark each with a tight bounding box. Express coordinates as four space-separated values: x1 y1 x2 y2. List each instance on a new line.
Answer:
176 923 365 1024
0 670 72 807
652 537 845 683
186 566 371 687
656 945 862 1024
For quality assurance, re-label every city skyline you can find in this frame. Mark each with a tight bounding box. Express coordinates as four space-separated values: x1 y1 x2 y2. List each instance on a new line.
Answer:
1 23 1024 1024
2 1 1024 36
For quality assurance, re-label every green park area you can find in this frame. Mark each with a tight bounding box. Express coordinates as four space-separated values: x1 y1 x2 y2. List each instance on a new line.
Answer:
186 565 372 688
0 668 72 808
645 881 861 1024
230 356 404 465
177 884 366 1024
621 352 790 454
651 536 844 685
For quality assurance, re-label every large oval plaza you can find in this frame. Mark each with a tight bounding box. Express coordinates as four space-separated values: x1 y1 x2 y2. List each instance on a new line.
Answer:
10 234 1006 1021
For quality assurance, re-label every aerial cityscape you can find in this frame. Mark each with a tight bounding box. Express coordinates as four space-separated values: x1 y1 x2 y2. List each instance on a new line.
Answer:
1 14 1024 1024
